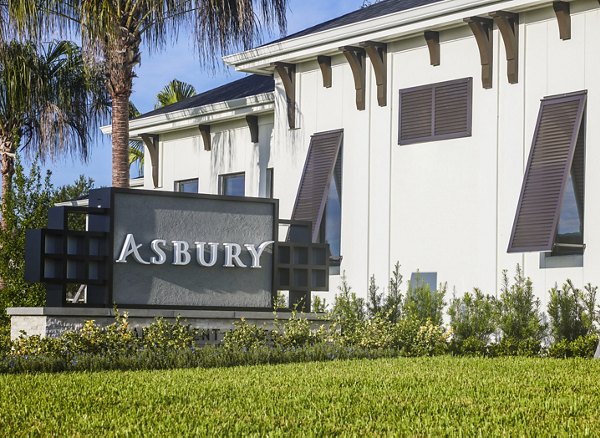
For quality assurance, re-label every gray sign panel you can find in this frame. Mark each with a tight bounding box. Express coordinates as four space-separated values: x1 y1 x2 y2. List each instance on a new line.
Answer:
111 191 276 308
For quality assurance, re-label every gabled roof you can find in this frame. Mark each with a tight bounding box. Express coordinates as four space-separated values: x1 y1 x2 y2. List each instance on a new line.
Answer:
136 74 274 120
266 0 445 45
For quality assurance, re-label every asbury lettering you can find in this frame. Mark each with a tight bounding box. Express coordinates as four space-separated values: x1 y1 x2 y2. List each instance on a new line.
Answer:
115 234 274 268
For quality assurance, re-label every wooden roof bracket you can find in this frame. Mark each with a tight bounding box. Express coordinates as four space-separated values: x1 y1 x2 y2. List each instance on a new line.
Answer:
491 11 519 84
317 56 332 88
139 134 159 188
246 115 259 143
464 17 494 89
553 1 571 40
340 46 366 110
198 124 211 151
424 31 440 66
274 62 296 129
361 41 387 107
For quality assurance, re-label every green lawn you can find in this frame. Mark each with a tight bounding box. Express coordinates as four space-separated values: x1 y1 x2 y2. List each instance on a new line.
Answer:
1 356 598 436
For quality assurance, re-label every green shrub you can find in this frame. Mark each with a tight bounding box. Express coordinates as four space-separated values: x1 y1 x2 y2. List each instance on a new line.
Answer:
393 317 421 355
11 311 139 360
547 334 599 358
10 333 58 358
0 324 10 357
142 316 197 351
365 263 404 323
272 311 324 350
496 266 546 350
366 275 383 318
547 339 571 359
222 318 268 351
548 281 598 342
403 276 446 326
451 336 490 356
413 319 451 356
448 288 496 355
384 262 404 323
312 295 327 313
570 334 598 358
357 315 395 350
329 272 365 345
492 337 541 357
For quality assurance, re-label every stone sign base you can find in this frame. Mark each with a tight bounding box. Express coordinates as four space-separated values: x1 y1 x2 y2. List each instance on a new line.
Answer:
7 307 326 344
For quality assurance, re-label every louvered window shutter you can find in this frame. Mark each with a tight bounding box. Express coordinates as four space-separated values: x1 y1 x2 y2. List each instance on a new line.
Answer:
290 129 343 243
507 92 587 253
399 78 472 145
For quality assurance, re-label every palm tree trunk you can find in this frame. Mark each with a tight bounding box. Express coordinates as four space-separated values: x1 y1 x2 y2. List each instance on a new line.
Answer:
111 92 130 187
0 139 15 231
107 30 140 189
0 137 15 290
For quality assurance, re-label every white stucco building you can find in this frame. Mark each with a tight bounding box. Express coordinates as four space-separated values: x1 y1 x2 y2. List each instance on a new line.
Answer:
107 0 600 307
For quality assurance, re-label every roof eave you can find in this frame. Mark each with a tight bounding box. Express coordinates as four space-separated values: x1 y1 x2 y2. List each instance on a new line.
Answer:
223 0 549 73
100 92 275 136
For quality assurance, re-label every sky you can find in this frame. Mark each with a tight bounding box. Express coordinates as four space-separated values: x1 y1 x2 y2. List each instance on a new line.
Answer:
38 0 365 189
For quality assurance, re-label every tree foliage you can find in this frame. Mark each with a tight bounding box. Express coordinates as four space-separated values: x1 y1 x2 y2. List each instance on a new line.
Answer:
0 39 106 220
155 79 197 109
9 0 288 187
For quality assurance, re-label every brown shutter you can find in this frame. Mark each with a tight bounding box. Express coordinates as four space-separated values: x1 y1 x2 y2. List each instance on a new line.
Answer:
399 78 472 145
434 78 472 137
399 87 433 144
290 129 343 242
507 91 586 253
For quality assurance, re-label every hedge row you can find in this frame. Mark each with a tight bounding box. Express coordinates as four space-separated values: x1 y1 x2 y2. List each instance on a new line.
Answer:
0 264 598 374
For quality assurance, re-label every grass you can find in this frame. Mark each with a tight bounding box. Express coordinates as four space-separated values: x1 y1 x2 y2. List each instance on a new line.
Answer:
1 356 599 436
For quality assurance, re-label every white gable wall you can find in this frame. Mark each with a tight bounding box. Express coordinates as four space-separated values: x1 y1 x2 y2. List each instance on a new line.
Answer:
269 1 600 303
148 116 274 197
134 0 600 305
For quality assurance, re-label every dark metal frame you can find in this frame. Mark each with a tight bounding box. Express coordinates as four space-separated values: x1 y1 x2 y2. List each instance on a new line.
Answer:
25 205 111 307
398 77 473 146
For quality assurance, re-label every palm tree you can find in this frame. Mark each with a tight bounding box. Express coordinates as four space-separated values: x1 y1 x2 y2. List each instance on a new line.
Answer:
129 79 197 175
11 1 288 188
0 40 107 225
155 79 197 109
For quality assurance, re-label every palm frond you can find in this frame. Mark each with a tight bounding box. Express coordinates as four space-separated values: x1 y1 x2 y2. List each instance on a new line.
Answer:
0 39 109 163
155 79 196 109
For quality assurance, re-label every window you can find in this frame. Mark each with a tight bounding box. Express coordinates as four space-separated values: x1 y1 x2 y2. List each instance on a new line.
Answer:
508 91 586 255
174 178 198 193
398 77 472 145
319 151 342 262
289 129 343 268
409 272 437 292
265 168 274 199
219 172 245 197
